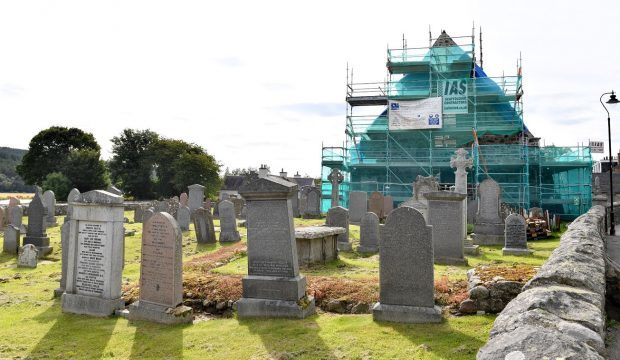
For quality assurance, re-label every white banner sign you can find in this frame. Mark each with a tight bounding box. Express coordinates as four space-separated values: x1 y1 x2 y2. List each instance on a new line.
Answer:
388 98 442 130
590 140 604 153
441 79 468 114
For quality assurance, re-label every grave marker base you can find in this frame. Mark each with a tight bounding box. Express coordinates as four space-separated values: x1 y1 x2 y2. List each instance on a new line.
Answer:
357 245 378 254
337 242 352 251
61 293 124 317
502 247 533 256
434 256 468 266
219 231 241 242
372 303 442 323
128 301 193 324
237 296 316 319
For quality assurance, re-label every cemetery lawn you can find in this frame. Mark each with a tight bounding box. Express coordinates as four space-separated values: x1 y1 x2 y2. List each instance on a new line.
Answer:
0 212 565 359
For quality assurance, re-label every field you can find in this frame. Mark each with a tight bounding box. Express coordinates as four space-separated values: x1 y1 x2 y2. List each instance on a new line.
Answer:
0 212 564 359
0 193 33 201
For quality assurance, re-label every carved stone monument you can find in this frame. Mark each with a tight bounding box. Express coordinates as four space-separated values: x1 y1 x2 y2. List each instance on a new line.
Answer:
368 192 384 219
55 188 80 297
3 225 20 255
17 244 38 268
348 191 368 224
300 186 321 219
327 168 344 208
399 175 439 221
22 192 51 256
326 206 350 251
473 179 505 245
237 173 315 318
502 214 532 256
61 190 125 317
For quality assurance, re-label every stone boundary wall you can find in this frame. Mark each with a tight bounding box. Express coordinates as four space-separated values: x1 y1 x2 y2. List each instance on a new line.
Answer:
19 201 153 216
478 205 607 359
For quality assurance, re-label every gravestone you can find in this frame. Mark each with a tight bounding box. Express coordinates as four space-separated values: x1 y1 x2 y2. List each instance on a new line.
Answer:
218 200 240 242
22 192 51 256
193 207 216 244
594 176 601 194
221 193 231 201
372 207 441 323
9 205 25 234
143 208 155 225
17 244 38 268
203 199 213 212
187 184 205 213
128 212 192 324
43 190 58 227
529 207 544 219
399 175 439 221
424 191 467 265
3 225 20 255
61 190 125 317
134 205 145 223
327 168 344 207
383 195 394 217
8 197 20 207
467 199 478 224
0 207 4 229
473 179 505 245
450 148 473 195
326 206 350 251
56 188 81 297
237 173 316 318
167 197 180 218
106 186 123 196
358 212 379 253
502 214 532 255
154 200 169 213
231 197 245 218
298 186 310 217
301 187 321 219
176 205 191 231
368 192 384 219
291 189 300 218
348 191 368 224
179 192 188 207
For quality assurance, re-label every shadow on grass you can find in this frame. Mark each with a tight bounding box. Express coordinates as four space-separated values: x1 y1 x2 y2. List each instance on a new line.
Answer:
129 320 188 359
30 304 118 358
239 315 334 358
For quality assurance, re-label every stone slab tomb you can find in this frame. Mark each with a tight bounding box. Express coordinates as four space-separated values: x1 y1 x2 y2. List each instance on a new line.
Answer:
295 226 344 265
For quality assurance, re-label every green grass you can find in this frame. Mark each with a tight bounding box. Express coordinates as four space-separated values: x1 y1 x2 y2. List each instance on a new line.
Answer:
0 211 564 359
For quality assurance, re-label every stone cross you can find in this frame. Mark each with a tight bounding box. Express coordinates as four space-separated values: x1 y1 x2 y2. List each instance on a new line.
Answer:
450 148 473 195
327 168 344 208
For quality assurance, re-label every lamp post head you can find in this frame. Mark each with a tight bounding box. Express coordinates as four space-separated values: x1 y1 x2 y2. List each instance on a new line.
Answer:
607 91 620 104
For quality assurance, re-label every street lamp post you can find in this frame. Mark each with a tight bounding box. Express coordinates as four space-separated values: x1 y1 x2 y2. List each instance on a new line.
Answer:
601 91 619 235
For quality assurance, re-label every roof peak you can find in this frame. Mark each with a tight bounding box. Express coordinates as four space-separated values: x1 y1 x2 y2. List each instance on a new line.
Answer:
432 30 457 48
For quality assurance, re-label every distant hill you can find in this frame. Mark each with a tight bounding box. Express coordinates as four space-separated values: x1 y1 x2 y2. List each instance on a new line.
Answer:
0 147 35 192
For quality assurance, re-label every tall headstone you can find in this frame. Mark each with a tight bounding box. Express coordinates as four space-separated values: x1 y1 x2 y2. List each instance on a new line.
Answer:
348 191 368 224
176 205 191 231
22 192 51 256
187 184 205 213
301 187 321 219
193 207 216 244
9 205 25 234
383 195 394 217
43 190 58 227
56 188 80 297
372 207 441 323
17 244 38 268
0 207 4 230
134 205 145 223
368 192 384 219
61 190 125 316
291 189 300 218
358 212 379 253
3 225 20 254
128 212 192 324
467 199 478 224
218 200 241 242
327 168 344 208
399 175 439 221
326 206 350 251
179 192 189 207
473 179 505 245
143 208 155 225
424 191 467 265
237 174 316 318
502 214 531 255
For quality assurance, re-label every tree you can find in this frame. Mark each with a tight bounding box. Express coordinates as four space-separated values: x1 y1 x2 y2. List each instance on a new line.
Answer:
172 152 222 197
150 139 204 198
64 149 109 191
42 172 71 200
225 166 269 176
109 129 159 199
17 127 100 185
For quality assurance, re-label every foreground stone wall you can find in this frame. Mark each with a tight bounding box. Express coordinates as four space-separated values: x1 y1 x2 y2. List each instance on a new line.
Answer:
478 205 607 359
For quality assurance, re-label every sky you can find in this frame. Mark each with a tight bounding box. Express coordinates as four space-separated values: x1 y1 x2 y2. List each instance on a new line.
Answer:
2 0 620 178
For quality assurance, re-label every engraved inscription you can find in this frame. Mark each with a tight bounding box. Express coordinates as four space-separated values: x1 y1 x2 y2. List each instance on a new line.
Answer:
76 221 107 296
140 215 176 307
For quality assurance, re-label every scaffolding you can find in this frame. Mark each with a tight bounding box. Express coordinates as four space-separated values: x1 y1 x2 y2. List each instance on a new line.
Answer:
321 29 592 220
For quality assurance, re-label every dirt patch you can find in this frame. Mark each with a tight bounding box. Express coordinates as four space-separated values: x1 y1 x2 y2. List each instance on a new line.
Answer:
475 264 537 283
184 243 247 273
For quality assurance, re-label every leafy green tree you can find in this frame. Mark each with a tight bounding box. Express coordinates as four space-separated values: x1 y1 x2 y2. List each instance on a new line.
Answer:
64 149 109 191
109 129 159 199
16 127 100 185
172 152 222 197
150 139 204 197
42 172 71 200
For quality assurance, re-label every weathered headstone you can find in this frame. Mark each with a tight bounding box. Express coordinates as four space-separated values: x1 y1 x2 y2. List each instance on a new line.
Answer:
358 212 379 253
237 173 316 318
22 192 51 256
167 197 180 218
9 205 25 234
502 214 531 255
399 175 439 221
0 207 4 229
383 195 394 217
326 206 350 251
128 212 192 324
3 225 20 254
218 200 240 242
143 207 155 225
300 186 321 219
231 197 245 218
529 207 544 219
17 244 38 268
220 192 231 201
372 207 441 323
327 168 344 207
66 188 80 223
424 191 467 265
176 205 191 231
450 148 473 195
134 205 145 223
348 191 368 224
55 188 80 297
291 189 300 218
179 192 189 207
368 192 384 219
61 190 125 316
188 184 205 213
467 198 478 224
8 197 20 208
473 179 505 245
43 190 58 227
193 207 216 244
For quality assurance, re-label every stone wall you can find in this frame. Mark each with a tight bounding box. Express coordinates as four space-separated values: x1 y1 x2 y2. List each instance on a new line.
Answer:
478 205 607 359
459 268 524 314
21 201 152 216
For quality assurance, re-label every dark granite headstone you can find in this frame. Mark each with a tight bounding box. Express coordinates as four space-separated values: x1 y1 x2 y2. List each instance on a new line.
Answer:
22 192 51 256
358 212 379 253
372 206 441 323
3 225 20 255
424 191 467 265
473 178 504 245
237 173 316 318
502 214 531 255
193 207 216 244
326 206 350 251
